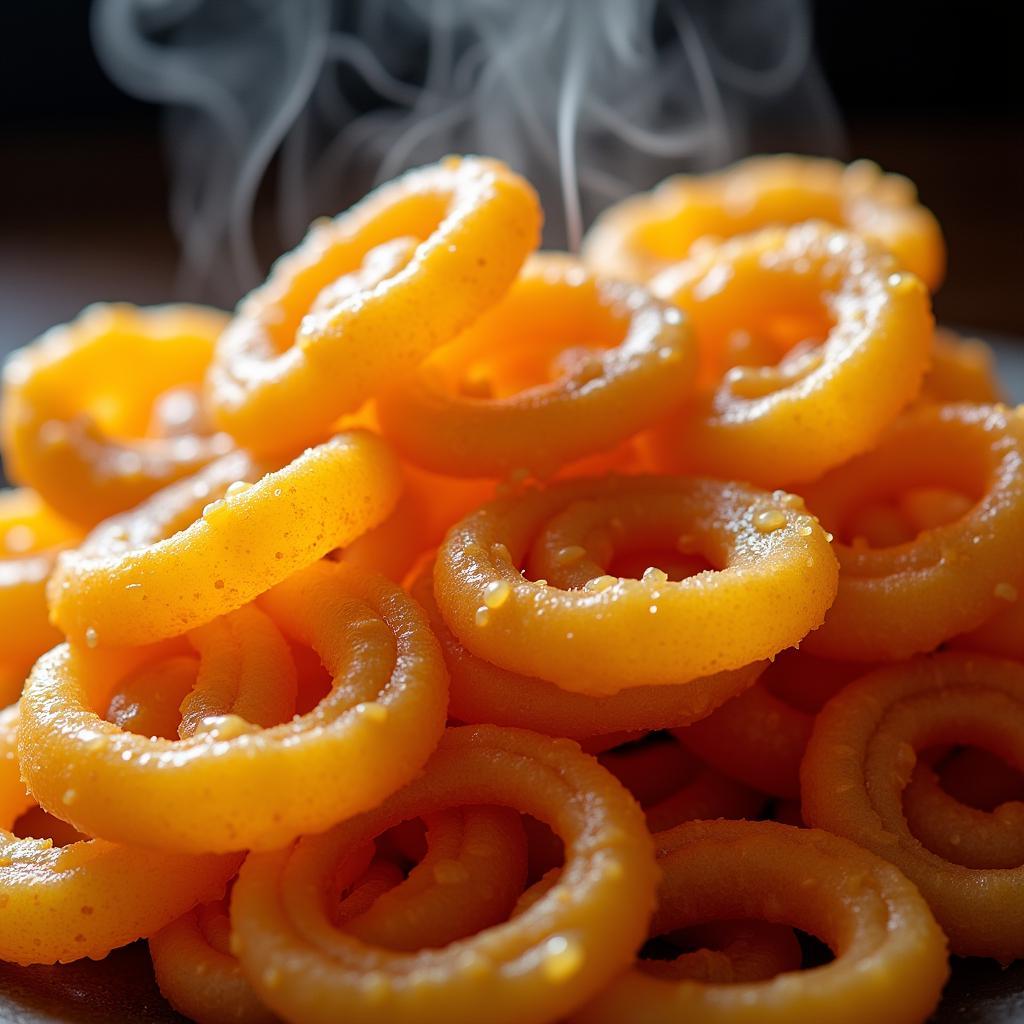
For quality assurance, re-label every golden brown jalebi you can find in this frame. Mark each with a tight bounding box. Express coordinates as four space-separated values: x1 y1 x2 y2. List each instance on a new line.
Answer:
376 253 695 478
0 705 240 966
435 475 836 694
208 157 541 455
802 652 1024 959
231 725 658 1024
1 303 233 526
647 222 933 486
20 562 448 853
570 819 948 1024
802 403 1024 660
150 895 278 1024
583 155 945 290
412 562 763 738
49 431 400 647
150 804 526 1024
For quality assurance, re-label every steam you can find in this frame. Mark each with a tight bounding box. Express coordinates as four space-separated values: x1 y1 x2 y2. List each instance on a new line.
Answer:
91 0 842 304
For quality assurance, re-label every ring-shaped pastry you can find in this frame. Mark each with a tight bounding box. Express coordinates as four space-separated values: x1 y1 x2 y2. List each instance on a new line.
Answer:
48 430 401 647
150 895 277 1024
150 805 525 1024
802 651 1024 959
435 476 837 694
569 819 948 1024
0 705 240 966
647 222 932 486
376 253 695 478
20 562 448 853
2 303 233 526
582 155 945 290
412 563 763 737
208 156 541 454
230 725 658 1024
801 403 1024 661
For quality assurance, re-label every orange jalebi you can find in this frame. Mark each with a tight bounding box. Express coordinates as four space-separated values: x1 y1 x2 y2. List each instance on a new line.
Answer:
802 652 1024 959
583 155 945 290
648 222 933 486
2 303 233 526
208 157 541 455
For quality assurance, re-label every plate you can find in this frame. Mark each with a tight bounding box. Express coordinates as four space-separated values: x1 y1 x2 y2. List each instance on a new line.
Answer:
1 333 1023 1022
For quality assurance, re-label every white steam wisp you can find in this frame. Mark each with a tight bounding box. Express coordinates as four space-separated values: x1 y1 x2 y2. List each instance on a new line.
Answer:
91 0 842 304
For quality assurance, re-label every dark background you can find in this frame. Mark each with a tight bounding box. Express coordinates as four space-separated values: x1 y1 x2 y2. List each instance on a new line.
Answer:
1 1 1021 354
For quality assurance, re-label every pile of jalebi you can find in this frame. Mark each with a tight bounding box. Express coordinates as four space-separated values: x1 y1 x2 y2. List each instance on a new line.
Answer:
1 152 1021 1024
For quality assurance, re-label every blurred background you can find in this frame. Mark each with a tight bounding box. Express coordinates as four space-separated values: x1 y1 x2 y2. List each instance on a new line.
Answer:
1 0 1021 358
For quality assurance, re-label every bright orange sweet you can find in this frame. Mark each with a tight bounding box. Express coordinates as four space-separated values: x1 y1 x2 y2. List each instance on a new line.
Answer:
570 819 948 1024
435 475 836 695
0 705 240 966
376 253 695 478
48 431 401 647
150 896 277 1024
150 805 526 1024
802 403 1024 661
412 563 763 738
231 726 658 1024
583 155 945 290
802 652 1024 959
648 222 933 486
2 303 233 526
0 487 80 674
208 157 542 455
20 562 448 853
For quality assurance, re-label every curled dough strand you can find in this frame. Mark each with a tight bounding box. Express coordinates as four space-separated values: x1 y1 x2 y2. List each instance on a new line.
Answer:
583 155 945 290
20 562 448 853
802 403 1024 661
377 253 696 478
570 819 948 1024
48 430 402 647
0 706 240 966
1 303 233 526
208 156 542 454
802 651 1024 959
231 725 658 1024
412 562 764 739
648 222 933 486
435 475 837 694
